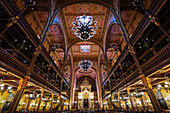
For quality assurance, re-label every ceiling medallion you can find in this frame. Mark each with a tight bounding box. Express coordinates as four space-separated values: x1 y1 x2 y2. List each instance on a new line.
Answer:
78 60 93 71
72 15 98 41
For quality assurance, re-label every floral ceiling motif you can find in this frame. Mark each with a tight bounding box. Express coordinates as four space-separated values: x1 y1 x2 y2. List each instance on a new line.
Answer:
48 24 62 35
63 3 107 39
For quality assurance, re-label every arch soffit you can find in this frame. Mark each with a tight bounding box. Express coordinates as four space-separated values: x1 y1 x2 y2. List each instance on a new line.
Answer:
49 1 121 52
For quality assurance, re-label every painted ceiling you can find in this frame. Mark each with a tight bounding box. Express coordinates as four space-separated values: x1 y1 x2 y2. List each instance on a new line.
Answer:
63 3 107 40
71 42 99 58
27 1 138 85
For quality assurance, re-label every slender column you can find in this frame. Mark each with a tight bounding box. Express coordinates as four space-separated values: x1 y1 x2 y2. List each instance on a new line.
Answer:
125 39 162 112
33 99 37 111
127 88 134 111
26 98 31 110
7 76 29 113
140 96 145 110
143 92 149 109
109 79 113 108
70 69 75 109
140 75 162 112
125 99 129 111
133 96 138 110
55 79 64 110
22 96 27 110
96 71 102 108
43 101 47 111
117 3 162 110
118 92 122 110
50 93 54 110
37 89 44 112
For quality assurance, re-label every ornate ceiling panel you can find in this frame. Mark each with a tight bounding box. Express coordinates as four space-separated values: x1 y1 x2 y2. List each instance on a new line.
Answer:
48 24 62 35
47 24 65 48
62 3 107 40
71 42 99 58
121 10 136 23
77 4 93 15
33 11 48 28
109 24 122 35
106 23 123 49
93 16 105 28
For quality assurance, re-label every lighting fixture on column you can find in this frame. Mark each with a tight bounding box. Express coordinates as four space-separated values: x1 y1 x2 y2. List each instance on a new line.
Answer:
26 90 38 99
72 15 98 40
78 60 92 71
119 96 128 101
132 89 144 98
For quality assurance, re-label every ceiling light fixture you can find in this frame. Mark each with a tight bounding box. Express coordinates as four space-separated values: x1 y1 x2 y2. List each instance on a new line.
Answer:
72 15 98 41
78 60 93 71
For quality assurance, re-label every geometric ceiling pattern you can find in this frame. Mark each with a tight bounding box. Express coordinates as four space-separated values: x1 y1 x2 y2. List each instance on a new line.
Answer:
48 24 65 47
106 23 122 47
29 2 138 87
63 4 107 39
71 42 100 59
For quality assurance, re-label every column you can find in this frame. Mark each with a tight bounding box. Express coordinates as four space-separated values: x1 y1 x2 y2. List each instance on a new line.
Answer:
140 75 162 112
26 98 31 111
128 45 162 113
127 88 134 111
43 101 47 111
118 14 162 111
132 93 138 110
37 89 44 112
7 76 29 113
125 99 129 111
96 71 102 108
140 96 145 110
108 78 113 109
55 80 63 111
118 92 122 111
143 92 149 109
50 93 54 110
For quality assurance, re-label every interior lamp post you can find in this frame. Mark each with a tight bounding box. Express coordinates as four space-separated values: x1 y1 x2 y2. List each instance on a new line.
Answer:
72 15 98 41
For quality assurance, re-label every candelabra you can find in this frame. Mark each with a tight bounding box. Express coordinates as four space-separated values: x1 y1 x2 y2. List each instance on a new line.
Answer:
72 15 98 40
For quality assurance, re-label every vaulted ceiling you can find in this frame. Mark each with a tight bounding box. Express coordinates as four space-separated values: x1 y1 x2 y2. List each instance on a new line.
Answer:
19 0 140 85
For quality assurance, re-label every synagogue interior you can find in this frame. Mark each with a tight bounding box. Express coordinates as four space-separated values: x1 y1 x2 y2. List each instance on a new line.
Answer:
0 0 169 113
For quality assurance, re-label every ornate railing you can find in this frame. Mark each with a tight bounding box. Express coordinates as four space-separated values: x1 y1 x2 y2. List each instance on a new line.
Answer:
1 0 70 88
143 43 170 75
0 47 28 75
0 47 70 99
111 44 170 92
102 0 166 87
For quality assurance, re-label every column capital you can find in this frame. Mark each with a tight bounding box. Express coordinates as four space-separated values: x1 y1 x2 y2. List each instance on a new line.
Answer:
128 45 136 55
17 79 23 91
6 17 18 27
127 88 130 95
140 74 152 89
33 46 42 56
150 16 160 26
146 77 152 89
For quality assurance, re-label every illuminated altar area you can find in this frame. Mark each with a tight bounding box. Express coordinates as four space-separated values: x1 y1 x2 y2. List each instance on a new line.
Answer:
78 79 94 110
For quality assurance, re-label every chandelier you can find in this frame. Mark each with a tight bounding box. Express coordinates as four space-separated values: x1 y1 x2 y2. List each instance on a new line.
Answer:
72 15 98 40
78 60 92 71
